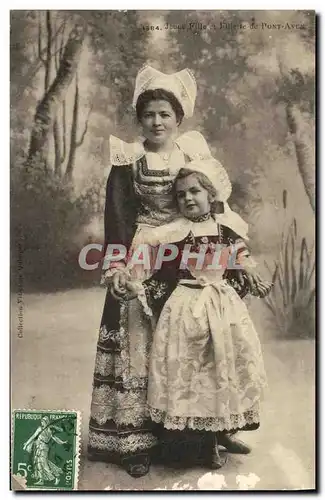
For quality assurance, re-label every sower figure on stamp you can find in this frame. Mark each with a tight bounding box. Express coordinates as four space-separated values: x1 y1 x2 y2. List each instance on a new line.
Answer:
87 65 247 477
124 160 271 469
23 416 67 486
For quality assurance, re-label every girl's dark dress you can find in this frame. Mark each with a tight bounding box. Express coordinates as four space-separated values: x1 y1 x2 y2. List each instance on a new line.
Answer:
139 218 267 467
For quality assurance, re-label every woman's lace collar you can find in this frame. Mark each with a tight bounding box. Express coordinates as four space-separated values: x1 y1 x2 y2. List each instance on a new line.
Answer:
109 130 213 166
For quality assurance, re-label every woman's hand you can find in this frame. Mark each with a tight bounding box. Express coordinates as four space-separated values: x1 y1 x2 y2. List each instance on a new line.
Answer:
111 277 142 301
124 280 141 300
109 270 129 301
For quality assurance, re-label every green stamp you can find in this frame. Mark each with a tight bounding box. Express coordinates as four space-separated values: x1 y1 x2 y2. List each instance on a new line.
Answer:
11 409 81 490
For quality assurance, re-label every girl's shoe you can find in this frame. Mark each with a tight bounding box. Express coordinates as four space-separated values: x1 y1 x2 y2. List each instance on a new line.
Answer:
218 433 251 454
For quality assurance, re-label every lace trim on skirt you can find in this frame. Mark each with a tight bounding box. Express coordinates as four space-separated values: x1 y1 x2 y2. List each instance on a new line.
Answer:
89 430 157 454
148 405 260 432
98 306 148 389
90 386 149 426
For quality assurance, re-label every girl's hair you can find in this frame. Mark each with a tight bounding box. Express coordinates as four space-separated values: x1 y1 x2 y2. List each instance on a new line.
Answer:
175 168 224 213
136 89 184 124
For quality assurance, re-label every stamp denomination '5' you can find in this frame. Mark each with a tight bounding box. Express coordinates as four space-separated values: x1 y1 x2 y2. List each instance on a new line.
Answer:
11 410 81 490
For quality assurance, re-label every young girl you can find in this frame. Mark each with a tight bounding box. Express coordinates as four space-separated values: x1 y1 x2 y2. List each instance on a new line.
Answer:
125 159 271 469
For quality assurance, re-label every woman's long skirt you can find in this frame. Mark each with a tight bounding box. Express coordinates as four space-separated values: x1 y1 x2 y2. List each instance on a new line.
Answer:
87 289 158 469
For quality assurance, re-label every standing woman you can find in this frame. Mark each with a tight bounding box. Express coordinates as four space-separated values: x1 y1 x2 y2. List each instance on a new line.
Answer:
87 66 225 477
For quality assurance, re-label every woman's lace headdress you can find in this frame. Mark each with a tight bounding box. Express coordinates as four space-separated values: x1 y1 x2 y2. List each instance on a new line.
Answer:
132 65 197 118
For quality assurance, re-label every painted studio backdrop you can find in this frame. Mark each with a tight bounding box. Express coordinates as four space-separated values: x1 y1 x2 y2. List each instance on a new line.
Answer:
11 10 315 491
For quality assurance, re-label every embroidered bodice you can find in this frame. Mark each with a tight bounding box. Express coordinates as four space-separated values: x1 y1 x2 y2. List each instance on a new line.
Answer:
178 228 236 283
133 151 186 226
109 131 225 228
141 223 253 315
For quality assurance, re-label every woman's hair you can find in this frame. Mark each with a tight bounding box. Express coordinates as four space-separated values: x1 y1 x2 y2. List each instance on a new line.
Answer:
175 168 224 213
136 89 184 124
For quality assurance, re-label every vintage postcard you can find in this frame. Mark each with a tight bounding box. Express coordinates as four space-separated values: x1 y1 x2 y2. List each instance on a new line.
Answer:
10 10 315 491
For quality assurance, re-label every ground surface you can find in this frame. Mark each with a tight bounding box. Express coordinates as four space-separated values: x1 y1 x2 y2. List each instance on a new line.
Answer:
11 288 315 491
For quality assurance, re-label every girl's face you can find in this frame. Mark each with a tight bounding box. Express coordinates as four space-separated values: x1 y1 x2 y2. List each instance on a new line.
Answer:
176 174 212 219
139 100 179 146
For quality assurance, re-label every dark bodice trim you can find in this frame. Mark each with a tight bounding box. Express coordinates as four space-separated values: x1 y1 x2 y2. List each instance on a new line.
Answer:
187 212 212 223
138 155 171 178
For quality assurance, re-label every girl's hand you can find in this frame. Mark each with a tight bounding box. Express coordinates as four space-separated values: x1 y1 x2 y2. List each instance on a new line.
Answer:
237 255 271 297
245 269 262 290
245 270 273 297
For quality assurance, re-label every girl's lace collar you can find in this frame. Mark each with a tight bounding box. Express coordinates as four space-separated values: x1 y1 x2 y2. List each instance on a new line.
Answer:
133 215 219 247
133 204 249 248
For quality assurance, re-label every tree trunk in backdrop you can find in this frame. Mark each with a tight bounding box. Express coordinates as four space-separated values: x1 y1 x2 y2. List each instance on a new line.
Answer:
26 24 85 172
286 102 315 213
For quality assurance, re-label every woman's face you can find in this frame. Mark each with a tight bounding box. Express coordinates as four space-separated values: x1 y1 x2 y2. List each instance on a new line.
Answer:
139 100 179 145
176 174 211 219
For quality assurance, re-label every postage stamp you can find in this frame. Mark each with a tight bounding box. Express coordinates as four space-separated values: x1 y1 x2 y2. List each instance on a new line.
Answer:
11 409 81 491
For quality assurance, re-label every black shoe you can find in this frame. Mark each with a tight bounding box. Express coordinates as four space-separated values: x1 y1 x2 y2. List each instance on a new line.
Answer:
122 454 151 478
218 433 251 454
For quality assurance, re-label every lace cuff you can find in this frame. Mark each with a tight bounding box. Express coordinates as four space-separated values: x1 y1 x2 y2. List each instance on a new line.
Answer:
100 265 129 286
137 284 153 317
121 280 154 317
